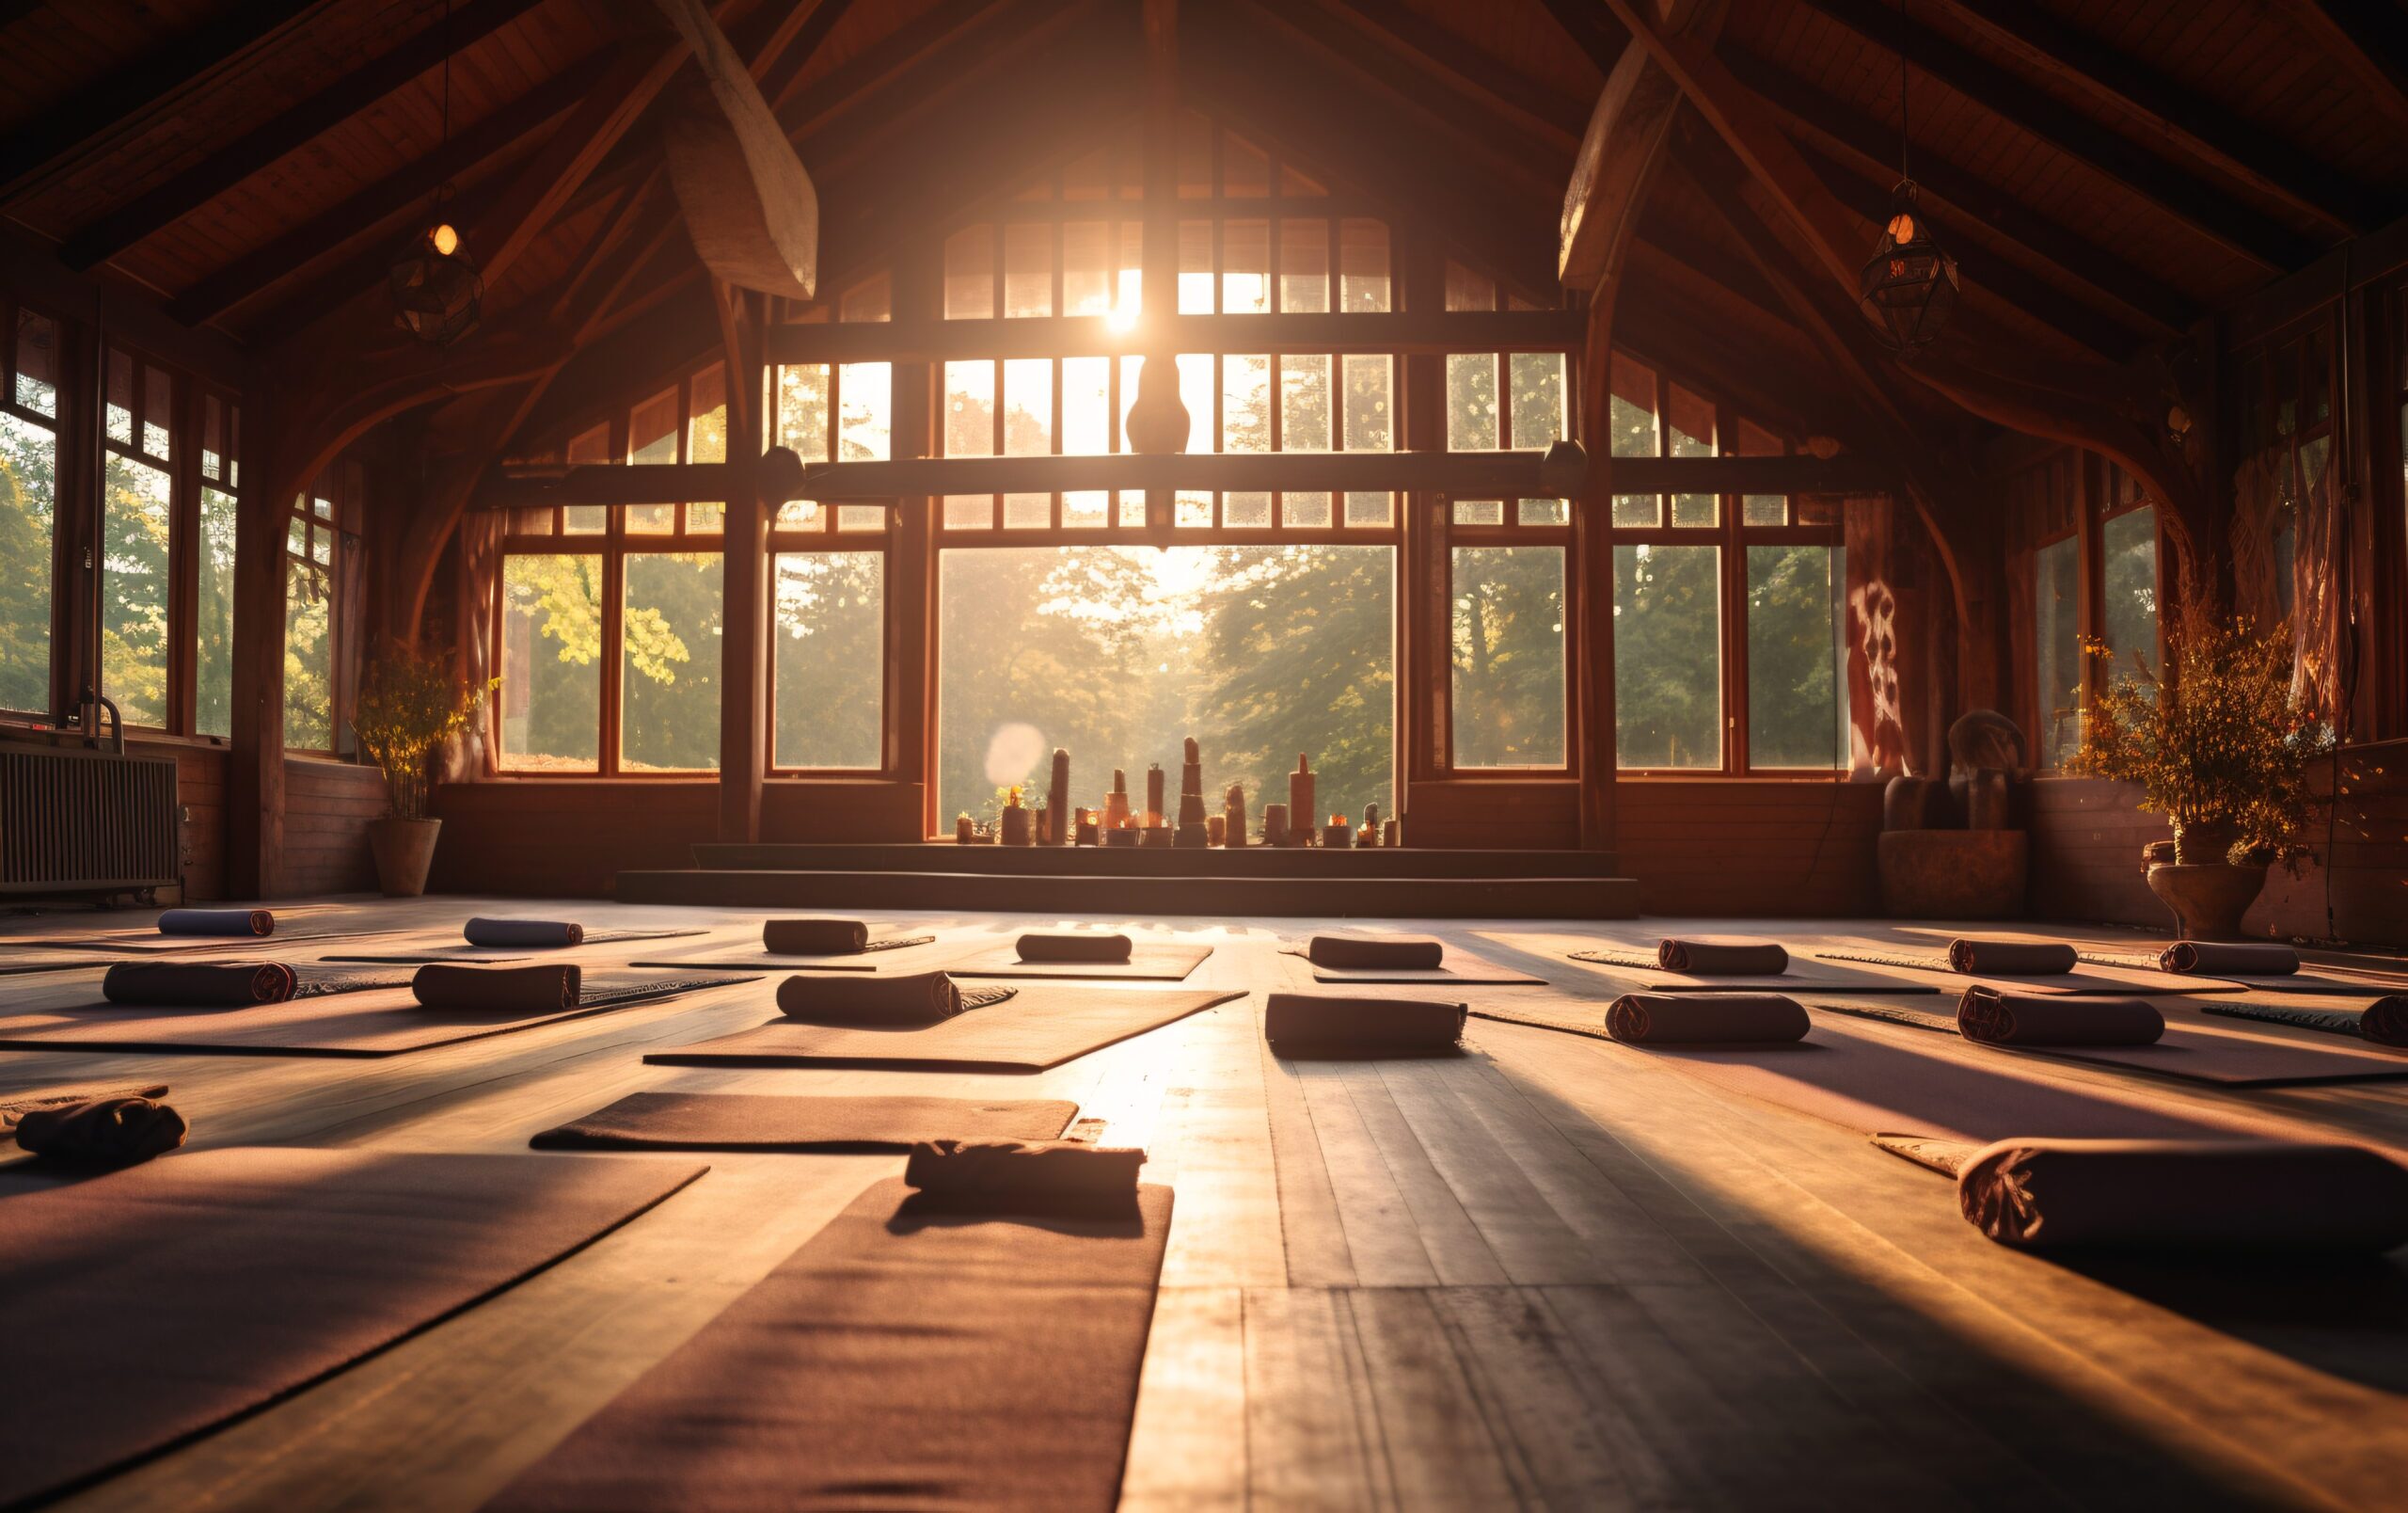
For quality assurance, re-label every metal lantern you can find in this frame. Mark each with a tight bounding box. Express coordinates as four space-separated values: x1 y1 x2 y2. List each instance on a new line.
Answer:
388 205 483 347
1860 181 1956 351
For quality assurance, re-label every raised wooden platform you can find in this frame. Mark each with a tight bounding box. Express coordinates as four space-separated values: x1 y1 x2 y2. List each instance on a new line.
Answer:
624 844 1640 917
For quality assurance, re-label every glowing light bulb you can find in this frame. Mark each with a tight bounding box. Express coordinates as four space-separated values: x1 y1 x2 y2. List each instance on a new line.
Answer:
1885 213 1915 245
432 223 460 257
1105 303 1139 335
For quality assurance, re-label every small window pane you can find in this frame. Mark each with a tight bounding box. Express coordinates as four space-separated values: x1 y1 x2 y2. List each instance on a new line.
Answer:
200 392 225 480
13 310 56 416
688 365 727 464
1453 500 1505 526
1062 356 1112 454
943 495 992 530
287 517 309 556
142 365 173 460
1117 489 1146 526
839 273 891 323
1176 353 1214 452
567 422 612 466
195 484 236 737
1178 221 1214 313
105 349 134 445
626 503 677 534
1279 219 1329 313
1614 543 1721 769
1746 544 1846 769
1064 221 1114 316
1445 262 1497 312
1226 491 1272 527
1002 358 1051 455
945 225 995 319
1742 496 1788 527
687 502 726 534
0 411 58 712
1004 221 1053 317
1345 492 1392 528
1280 353 1332 450
944 359 996 457
621 552 722 772
101 454 172 726
1343 354 1392 450
1177 489 1212 527
835 504 882 533
1339 219 1389 311
774 550 885 769
837 363 891 460
1509 351 1566 450
1669 383 1715 456
510 507 553 535
499 554 604 771
1224 354 1271 452
1223 219 1270 314
2100 506 2159 669
1451 545 1566 767
1284 491 1332 528
2035 534 2082 765
1609 352 1656 457
1519 498 1569 526
1671 492 1718 527
1446 353 1499 450
1004 492 1051 528
1063 489 1110 527
778 501 827 532
285 558 331 749
1612 494 1659 527
629 388 679 464
563 506 608 535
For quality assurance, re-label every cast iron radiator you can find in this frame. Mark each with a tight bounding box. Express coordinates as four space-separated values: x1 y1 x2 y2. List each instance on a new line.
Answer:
0 742 182 895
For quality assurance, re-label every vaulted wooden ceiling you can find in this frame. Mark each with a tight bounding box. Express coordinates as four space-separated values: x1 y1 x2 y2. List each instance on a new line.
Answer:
4 0 2400 470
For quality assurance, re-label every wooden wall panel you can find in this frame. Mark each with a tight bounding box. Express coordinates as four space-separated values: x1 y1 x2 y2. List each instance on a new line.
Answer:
280 757 383 897
1614 780 1883 916
761 781 926 843
430 781 722 898
1405 780 1582 851
142 741 229 903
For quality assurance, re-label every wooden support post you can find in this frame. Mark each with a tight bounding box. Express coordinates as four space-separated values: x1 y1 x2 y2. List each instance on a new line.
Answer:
1573 295 1619 852
230 399 295 900
1398 236 1447 812
888 241 939 820
716 282 768 845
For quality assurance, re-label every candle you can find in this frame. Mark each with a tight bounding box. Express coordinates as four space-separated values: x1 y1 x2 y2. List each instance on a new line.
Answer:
1288 755 1315 845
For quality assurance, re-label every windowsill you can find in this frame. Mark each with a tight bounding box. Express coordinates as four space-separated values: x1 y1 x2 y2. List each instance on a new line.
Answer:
1618 771 1852 782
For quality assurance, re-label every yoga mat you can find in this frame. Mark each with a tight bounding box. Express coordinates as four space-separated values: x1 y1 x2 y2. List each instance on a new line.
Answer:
762 917 869 954
1286 945 1544 986
2078 948 2408 997
1956 988 2165 1046
1263 993 1465 1055
1655 935 1789 974
905 1139 1147 1214
0 926 405 955
774 972 1014 1025
531 1093 1080 1153
2202 998 2408 1048
485 1177 1169 1513
1014 931 1133 963
1567 948 1940 995
0 1082 169 1135
648 987 1244 1073
326 928 707 964
0 1147 705 1509
1605 993 1810 1044
0 972 754 1059
102 961 296 1006
157 907 275 936
1814 948 2228 995
415 964 580 1012
943 942 1213 981
1957 1139 2408 1252
626 941 941 974
1809 996 2408 1087
38 964 416 1015
1295 933 1446 970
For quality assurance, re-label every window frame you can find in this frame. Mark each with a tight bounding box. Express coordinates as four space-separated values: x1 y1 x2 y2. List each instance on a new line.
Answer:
97 342 200 737
1 296 64 725
280 459 359 756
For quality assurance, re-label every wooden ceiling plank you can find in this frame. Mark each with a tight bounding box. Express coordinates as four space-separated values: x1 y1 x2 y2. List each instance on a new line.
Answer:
771 0 999 128
0 0 341 203
2267 0 2408 135
58 0 552 271
1315 0 1591 143
1931 0 2371 237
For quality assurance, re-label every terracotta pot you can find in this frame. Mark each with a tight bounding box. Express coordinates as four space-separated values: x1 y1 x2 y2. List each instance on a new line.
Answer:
2146 862 2265 940
367 817 441 899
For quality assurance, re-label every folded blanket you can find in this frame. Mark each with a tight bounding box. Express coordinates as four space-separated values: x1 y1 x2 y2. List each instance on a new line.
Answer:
1304 934 1445 970
763 917 870 955
1958 1138 2408 1251
1656 936 1789 974
413 964 580 1011
1956 986 2162 1046
1262 993 1465 1053
1946 939 2079 975
903 1138 1147 1215
2160 940 2300 976
101 961 296 1006
157 908 274 937
778 971 970 1026
1015 932 1133 964
463 917 585 948
14 1096 188 1167
1604 993 1809 1044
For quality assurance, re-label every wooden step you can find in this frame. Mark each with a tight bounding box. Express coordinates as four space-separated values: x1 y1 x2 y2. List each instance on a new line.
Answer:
689 842 1623 880
618 868 1640 919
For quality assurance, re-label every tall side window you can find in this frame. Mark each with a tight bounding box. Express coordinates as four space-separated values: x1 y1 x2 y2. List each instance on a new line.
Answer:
101 347 176 728
1 303 58 718
195 391 239 738
284 462 358 752
2034 533 2083 766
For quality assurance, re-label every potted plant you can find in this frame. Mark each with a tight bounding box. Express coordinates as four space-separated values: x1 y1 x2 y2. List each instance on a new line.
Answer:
2070 606 2332 939
352 644 489 898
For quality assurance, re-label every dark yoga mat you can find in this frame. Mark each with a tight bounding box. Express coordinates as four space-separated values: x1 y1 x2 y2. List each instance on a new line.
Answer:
2080 948 2408 997
1957 1139 2408 1252
942 942 1213 981
1285 944 1544 986
485 1176 1169 1513
1814 948 2228 996
1568 948 1939 995
626 941 939 974
53 964 414 1012
531 1093 1080 1153
325 928 708 964
1262 993 1466 1056
648 987 1244 1073
0 972 754 1059
0 1147 705 1509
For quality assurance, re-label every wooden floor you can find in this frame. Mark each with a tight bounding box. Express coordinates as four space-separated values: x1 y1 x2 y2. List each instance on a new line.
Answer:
4 898 2405 1512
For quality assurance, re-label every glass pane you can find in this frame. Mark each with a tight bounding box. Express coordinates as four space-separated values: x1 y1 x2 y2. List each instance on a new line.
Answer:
499 554 604 771
839 272 891 323
629 388 679 464
2100 507 2159 670
14 310 56 416
142 364 173 460
1063 489 1110 527
1746 544 1846 769
621 551 722 772
1117 223 1144 321
1446 353 1499 450
563 506 608 535
1223 219 1270 314
1280 353 1332 450
1284 492 1332 528
1004 221 1053 318
1178 220 1214 313
195 484 236 737
777 501 827 532
2035 534 2082 766
837 363 891 460
1669 383 1714 456
568 422 611 465
1671 492 1718 527
937 545 1395 825
1063 221 1113 316
943 495 992 530
284 558 332 749
1519 498 1569 526
101 453 173 726
1614 543 1721 769
774 551 884 769
0 411 57 712
1339 219 1389 311
1117 489 1145 527
1453 500 1505 526
944 359 995 456
1612 493 1658 527
1345 491 1392 528
1742 495 1788 527
201 392 225 480
1278 219 1328 313
1445 262 1497 312
1004 493 1052 528
1508 351 1566 450
105 349 134 445
626 503 676 534
687 502 726 534
1223 354 1271 452
1062 357 1111 454
688 365 727 463
1342 354 1392 450
944 225 994 319
1450 545 1566 767
834 505 882 533
1609 352 1657 457
1177 353 1214 451
1177 489 1212 528
1003 358 1052 455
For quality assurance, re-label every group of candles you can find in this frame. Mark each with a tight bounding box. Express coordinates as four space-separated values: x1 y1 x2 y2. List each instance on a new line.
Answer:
961 746 1400 849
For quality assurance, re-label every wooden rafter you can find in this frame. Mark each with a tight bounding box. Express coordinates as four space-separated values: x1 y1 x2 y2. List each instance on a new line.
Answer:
1529 0 1626 75
2267 0 2408 136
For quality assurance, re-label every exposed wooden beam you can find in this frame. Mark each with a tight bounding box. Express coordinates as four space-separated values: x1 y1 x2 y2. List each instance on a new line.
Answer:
1318 0 1589 142
766 310 1584 364
754 0 862 104
1720 46 2195 338
57 0 550 270
772 0 1001 129
2268 0 2408 136
653 0 819 295
1929 0 2372 237
1798 0 2319 273
0 0 340 203
1560 46 1685 290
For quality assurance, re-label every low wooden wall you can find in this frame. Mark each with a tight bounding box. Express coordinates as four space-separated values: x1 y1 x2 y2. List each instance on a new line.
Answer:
139 741 229 903
280 756 384 897
1403 779 1581 850
1613 779 1884 917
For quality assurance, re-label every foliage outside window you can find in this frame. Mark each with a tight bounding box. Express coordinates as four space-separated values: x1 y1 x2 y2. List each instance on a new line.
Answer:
774 546 885 771
1450 541 1566 768
1 303 57 717
283 466 357 753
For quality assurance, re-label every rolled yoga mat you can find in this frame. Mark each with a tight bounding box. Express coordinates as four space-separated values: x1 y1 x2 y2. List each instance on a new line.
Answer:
775 971 1008 1026
1304 934 1445 970
1605 993 1811 1044
14 1096 187 1167
156 908 274 937
762 917 868 955
1015 931 1133 963
102 961 297 1006
1957 1138 2408 1252
1262 992 1465 1054
1956 986 2164 1046
414 964 581 1011
463 917 584 948
650 988 1244 1073
904 1138 1147 1216
0 1147 705 1510
2161 940 2300 976
1947 939 2080 975
942 941 1212 981
531 1093 1079 1153
1656 936 1789 974
2203 996 2408 1048
484 1176 1170 1513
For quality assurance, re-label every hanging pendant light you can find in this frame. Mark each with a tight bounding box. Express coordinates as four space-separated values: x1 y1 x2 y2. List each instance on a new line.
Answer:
1859 0 1956 350
390 0 483 345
